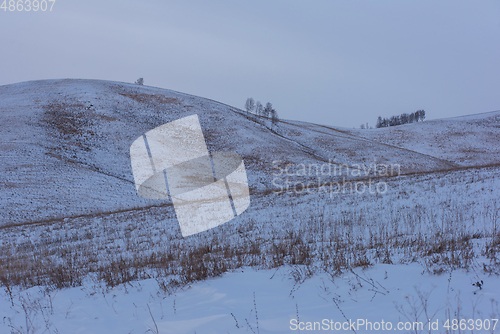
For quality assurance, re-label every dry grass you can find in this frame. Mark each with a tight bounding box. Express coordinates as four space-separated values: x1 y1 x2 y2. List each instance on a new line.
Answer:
43 101 89 137
0 198 496 294
42 100 96 153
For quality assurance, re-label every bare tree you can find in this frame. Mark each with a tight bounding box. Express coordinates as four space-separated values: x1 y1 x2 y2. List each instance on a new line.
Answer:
263 102 273 118
400 113 409 124
245 98 255 114
255 101 263 116
271 107 279 130
416 109 426 121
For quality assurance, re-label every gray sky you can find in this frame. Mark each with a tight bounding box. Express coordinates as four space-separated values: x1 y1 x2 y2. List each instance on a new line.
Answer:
1 0 499 127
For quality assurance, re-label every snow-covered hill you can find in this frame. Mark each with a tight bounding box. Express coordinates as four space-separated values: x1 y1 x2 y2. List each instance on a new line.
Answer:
1 79 493 226
1 79 499 333
345 110 500 167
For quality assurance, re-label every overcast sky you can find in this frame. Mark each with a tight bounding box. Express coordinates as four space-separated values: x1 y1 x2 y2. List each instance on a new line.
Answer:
1 0 499 127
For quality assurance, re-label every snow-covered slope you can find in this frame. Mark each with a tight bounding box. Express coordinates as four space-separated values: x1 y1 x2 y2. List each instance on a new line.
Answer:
1 79 335 225
2 79 495 227
2 265 499 334
1 79 500 333
343 110 500 167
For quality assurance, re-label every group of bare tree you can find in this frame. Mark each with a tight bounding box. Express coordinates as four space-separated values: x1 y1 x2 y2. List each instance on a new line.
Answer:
245 98 279 129
376 110 426 128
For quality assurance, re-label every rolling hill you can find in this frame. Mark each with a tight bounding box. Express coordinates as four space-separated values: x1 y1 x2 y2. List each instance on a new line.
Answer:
1 79 500 333
2 79 495 227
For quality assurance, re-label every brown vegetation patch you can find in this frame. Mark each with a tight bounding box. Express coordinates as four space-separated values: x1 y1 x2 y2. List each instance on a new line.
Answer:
43 101 88 137
119 92 182 105
97 114 118 122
